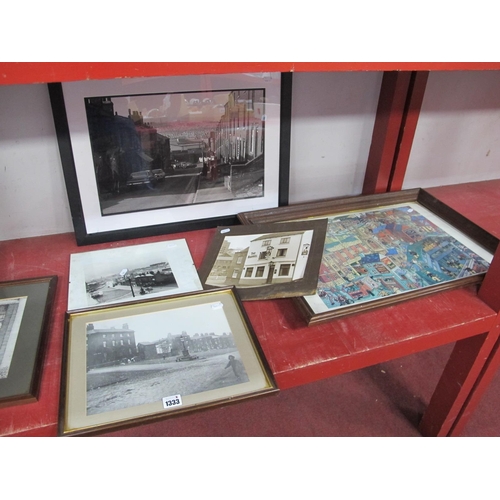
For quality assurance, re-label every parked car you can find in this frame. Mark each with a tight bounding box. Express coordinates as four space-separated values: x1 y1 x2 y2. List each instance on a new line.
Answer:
152 169 166 181
126 170 156 188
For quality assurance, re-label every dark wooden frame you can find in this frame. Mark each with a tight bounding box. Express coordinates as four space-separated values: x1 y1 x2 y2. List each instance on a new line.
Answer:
198 219 328 301
0 276 57 408
59 287 277 436
48 73 292 246
238 188 498 325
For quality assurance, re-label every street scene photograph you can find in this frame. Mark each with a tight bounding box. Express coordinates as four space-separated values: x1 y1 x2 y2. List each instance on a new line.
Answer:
68 240 202 310
85 301 248 416
85 87 267 216
84 259 177 307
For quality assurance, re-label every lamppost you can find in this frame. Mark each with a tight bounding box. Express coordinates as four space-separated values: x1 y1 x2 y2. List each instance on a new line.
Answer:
120 268 135 297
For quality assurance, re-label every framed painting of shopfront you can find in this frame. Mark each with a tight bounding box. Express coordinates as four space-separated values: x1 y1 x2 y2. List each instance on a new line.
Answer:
49 72 291 245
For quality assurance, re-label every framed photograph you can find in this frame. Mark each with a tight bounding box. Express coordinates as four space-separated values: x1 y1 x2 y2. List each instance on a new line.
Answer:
238 188 496 324
49 72 291 245
68 239 202 311
0 276 57 408
59 287 277 436
197 219 328 301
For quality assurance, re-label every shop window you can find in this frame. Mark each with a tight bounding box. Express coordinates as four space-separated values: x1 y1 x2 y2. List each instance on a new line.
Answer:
279 264 291 276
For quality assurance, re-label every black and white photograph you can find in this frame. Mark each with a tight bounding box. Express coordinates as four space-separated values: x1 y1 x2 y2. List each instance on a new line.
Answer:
87 87 267 215
198 220 328 300
206 231 314 286
85 301 248 415
0 276 57 408
50 72 285 244
60 288 277 436
68 239 203 311
0 297 27 379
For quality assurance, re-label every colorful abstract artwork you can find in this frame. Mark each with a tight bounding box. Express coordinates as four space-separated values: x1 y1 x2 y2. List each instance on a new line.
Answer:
315 204 490 310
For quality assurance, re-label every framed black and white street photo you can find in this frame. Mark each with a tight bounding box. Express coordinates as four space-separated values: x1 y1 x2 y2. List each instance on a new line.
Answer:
68 239 202 311
198 219 328 300
0 276 57 408
59 287 277 436
49 72 291 245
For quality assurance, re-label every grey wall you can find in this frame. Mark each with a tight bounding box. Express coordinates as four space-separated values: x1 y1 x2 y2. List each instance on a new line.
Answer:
1 70 499 241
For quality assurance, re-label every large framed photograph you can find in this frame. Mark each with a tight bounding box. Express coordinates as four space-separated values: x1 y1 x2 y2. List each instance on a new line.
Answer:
68 239 202 311
0 276 57 408
198 219 328 301
59 287 277 436
238 189 496 324
49 72 291 245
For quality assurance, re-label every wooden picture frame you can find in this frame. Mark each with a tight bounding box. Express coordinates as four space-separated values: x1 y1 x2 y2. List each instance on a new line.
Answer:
48 72 292 245
0 276 57 408
197 219 328 301
238 188 496 324
59 287 277 436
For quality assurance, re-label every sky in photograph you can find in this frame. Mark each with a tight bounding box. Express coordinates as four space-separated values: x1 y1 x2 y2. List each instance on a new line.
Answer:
89 301 232 344
76 242 174 282
110 90 231 122
222 234 266 252
220 229 310 253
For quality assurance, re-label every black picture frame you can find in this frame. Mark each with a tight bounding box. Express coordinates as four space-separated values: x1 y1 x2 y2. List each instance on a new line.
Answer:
0 276 57 408
48 72 292 246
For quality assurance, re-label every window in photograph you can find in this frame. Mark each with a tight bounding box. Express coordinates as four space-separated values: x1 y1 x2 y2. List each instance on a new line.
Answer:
279 264 291 276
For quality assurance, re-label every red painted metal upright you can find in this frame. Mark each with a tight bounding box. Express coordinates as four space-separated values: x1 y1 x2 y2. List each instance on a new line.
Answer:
445 247 500 436
388 71 429 192
362 71 429 195
419 181 500 436
362 72 412 194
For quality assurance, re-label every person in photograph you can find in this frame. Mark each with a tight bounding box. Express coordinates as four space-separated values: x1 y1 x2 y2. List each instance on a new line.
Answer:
225 354 243 380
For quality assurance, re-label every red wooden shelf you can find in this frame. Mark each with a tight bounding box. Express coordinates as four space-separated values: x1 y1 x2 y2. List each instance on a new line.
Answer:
1 180 500 436
2 62 500 85
244 287 496 389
